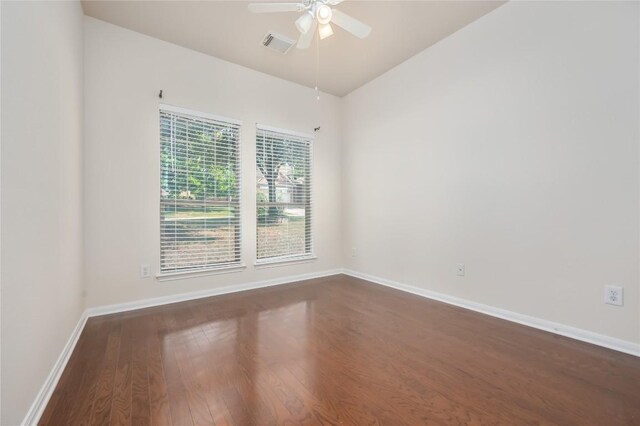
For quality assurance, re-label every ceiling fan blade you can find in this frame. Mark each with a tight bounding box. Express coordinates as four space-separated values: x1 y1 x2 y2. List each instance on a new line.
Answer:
326 0 344 5
248 2 305 13
296 19 317 49
330 9 371 39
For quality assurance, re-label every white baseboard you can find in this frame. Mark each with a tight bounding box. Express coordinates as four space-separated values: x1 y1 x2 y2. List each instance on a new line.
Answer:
343 269 640 357
85 268 342 317
21 311 89 426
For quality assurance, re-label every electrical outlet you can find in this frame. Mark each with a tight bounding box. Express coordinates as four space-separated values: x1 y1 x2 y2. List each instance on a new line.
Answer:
140 264 151 278
351 247 357 257
456 263 465 277
604 285 623 306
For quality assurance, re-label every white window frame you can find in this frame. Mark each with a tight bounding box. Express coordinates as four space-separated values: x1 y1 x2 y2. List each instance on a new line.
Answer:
157 104 245 280
255 123 315 267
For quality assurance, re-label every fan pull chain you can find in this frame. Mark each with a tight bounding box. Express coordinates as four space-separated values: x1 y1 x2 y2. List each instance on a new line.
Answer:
315 27 320 101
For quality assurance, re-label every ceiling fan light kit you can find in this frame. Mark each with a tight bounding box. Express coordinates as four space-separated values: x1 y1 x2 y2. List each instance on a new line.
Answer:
316 4 332 25
248 0 371 49
295 11 314 34
318 22 334 39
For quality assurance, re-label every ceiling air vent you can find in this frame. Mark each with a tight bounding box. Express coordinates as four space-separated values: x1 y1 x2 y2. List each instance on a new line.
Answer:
261 31 295 54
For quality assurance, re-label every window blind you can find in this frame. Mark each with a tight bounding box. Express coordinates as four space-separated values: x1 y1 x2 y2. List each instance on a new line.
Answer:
160 106 241 273
256 126 312 262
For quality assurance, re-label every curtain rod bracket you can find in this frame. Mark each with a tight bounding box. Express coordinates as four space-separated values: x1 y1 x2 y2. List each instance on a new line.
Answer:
159 90 163 99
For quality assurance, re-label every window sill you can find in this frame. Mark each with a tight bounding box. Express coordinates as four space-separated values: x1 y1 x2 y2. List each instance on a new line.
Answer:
156 264 246 282
254 255 317 269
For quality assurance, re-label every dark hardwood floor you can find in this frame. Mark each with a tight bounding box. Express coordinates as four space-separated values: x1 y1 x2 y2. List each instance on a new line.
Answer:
40 274 640 425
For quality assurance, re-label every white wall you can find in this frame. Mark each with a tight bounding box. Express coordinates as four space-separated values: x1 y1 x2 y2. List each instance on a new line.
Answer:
83 17 342 308
1 1 85 424
2 3 638 422
342 1 640 343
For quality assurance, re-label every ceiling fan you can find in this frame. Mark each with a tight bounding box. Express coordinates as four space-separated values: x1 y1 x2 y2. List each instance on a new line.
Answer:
248 0 372 49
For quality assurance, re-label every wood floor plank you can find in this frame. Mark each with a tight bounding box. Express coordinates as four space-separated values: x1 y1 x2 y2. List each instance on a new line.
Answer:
109 318 133 426
164 308 215 425
55 320 115 426
146 314 173 426
131 316 152 426
88 322 122 425
158 318 194 426
186 306 247 425
40 275 640 425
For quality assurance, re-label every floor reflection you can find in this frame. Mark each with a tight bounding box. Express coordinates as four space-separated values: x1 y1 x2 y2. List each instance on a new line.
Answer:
161 288 320 423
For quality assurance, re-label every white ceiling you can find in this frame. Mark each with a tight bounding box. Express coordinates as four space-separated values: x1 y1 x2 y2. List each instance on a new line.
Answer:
81 1 505 97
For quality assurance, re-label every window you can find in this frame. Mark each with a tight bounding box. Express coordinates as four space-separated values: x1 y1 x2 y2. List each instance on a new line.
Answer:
160 105 241 274
256 125 312 263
